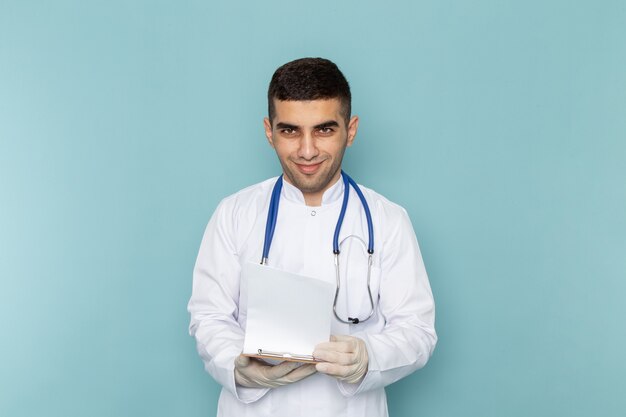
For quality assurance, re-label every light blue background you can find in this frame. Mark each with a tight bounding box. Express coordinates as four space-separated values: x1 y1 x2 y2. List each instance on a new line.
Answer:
1 1 625 416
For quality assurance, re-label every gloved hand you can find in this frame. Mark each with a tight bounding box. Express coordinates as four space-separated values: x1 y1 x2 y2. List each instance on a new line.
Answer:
313 335 369 384
234 355 317 388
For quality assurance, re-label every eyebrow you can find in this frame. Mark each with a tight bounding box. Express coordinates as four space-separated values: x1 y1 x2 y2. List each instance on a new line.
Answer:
314 121 339 130
275 122 299 130
274 120 340 130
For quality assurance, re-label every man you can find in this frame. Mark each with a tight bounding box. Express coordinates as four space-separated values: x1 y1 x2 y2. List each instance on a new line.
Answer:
188 57 436 417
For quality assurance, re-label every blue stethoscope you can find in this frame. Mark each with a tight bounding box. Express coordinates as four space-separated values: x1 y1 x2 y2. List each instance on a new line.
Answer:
260 170 375 324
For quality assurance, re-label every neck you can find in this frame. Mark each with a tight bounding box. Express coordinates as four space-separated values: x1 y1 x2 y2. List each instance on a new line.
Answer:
284 170 343 207
304 193 322 207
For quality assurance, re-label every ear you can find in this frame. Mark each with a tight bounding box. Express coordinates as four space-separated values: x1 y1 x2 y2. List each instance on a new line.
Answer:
346 116 359 147
263 117 274 148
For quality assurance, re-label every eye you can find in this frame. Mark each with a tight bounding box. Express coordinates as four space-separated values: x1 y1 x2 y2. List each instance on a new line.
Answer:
317 127 334 135
280 128 298 136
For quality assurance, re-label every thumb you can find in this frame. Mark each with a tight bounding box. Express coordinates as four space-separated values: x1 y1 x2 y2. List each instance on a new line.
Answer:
235 354 250 368
330 334 353 342
266 360 302 379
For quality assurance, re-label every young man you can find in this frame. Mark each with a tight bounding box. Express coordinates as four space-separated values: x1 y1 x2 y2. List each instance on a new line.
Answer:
188 58 436 417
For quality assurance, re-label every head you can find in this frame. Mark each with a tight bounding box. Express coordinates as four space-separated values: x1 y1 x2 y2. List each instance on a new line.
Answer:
264 58 359 206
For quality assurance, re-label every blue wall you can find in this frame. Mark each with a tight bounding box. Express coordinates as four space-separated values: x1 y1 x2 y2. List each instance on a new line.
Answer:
1 1 625 416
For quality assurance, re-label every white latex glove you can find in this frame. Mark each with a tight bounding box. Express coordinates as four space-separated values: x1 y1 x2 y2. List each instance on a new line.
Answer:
313 335 369 384
234 355 317 388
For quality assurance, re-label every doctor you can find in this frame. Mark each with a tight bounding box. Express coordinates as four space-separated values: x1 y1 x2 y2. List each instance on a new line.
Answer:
188 57 437 417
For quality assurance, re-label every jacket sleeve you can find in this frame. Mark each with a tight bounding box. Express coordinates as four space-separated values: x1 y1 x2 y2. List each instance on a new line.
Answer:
338 205 437 396
187 199 269 403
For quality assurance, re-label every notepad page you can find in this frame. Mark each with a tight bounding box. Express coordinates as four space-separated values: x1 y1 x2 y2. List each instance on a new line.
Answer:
241 262 334 358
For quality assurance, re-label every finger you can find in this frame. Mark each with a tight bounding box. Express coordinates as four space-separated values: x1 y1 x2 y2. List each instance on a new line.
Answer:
315 361 353 378
313 341 356 360
333 335 358 350
265 360 304 379
313 348 354 366
234 355 250 368
281 364 317 382
314 341 353 353
331 334 355 342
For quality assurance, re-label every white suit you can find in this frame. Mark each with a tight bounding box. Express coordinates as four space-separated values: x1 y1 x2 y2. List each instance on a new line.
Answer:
188 176 437 417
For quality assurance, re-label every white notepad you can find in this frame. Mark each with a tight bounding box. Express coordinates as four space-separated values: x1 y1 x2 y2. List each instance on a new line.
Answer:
241 262 334 362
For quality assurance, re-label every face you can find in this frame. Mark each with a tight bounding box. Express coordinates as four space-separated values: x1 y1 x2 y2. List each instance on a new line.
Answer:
264 99 359 205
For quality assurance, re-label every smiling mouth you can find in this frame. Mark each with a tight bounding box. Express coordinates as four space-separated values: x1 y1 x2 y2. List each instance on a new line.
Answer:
295 161 323 174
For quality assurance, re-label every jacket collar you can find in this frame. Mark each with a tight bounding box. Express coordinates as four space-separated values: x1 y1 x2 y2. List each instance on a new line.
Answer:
280 175 344 207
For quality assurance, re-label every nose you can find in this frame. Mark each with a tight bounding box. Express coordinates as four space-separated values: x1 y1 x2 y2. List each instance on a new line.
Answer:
297 132 319 161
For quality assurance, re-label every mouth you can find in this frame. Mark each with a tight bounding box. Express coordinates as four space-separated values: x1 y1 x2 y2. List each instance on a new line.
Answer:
294 161 324 175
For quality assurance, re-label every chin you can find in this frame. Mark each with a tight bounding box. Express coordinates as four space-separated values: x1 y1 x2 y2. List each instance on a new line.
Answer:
296 175 336 194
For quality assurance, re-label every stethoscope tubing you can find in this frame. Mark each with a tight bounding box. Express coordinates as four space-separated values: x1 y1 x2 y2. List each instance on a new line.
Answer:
333 235 375 324
260 170 376 324
261 175 283 265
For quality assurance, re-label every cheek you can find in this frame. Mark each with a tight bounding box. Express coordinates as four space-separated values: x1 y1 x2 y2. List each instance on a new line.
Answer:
327 143 347 159
274 144 295 160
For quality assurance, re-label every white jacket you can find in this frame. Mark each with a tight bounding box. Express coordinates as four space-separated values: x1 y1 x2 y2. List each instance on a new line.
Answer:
188 177 437 417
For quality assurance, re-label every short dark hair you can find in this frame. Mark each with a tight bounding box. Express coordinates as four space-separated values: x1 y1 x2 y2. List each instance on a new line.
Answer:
267 57 351 124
